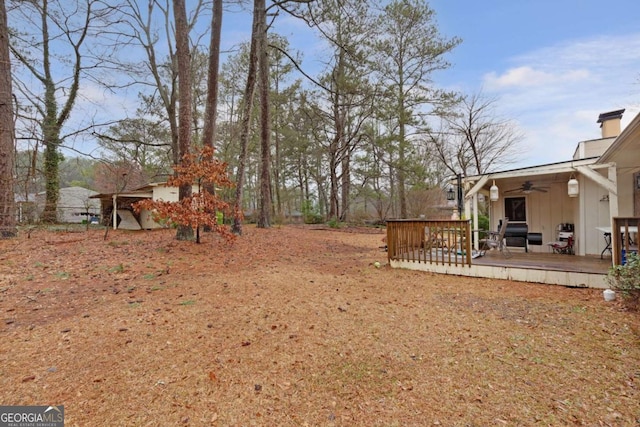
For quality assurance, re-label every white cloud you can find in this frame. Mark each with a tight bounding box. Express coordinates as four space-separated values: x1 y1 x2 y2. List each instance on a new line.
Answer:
478 33 640 167
484 66 590 90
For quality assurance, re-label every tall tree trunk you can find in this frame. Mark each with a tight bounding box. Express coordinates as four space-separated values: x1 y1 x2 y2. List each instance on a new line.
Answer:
201 0 222 230
328 140 339 220
340 150 350 222
202 0 222 151
173 0 193 241
256 0 271 229
273 74 281 219
232 0 261 235
398 120 407 218
0 0 16 237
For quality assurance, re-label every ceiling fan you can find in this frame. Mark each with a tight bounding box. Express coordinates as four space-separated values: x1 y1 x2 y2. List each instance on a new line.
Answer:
504 180 549 194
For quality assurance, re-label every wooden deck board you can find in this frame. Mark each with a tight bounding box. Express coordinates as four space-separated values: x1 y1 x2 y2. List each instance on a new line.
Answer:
472 250 611 275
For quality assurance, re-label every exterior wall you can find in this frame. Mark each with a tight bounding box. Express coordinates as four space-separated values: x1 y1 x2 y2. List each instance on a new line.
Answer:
573 138 615 160
580 171 611 256
153 186 180 202
138 184 203 229
139 209 162 229
36 187 101 223
152 184 200 202
635 172 640 216
488 181 578 254
617 172 637 217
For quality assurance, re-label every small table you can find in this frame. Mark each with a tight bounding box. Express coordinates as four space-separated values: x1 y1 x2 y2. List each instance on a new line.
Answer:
596 226 638 259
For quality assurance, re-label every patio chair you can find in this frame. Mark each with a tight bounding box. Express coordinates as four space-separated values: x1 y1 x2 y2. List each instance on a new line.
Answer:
479 218 512 258
549 235 574 255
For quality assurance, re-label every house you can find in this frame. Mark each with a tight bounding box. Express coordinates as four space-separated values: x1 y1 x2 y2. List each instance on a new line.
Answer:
90 182 199 230
461 109 638 259
35 186 101 223
387 109 639 288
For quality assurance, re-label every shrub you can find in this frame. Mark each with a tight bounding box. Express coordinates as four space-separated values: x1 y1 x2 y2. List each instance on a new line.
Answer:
301 201 323 224
606 251 640 311
475 214 490 232
327 217 342 229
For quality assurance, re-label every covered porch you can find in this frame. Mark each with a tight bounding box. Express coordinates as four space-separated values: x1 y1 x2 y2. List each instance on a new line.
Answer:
386 219 612 288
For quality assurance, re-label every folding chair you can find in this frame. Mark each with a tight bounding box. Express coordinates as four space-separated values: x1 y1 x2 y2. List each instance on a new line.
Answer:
479 218 512 258
549 235 574 255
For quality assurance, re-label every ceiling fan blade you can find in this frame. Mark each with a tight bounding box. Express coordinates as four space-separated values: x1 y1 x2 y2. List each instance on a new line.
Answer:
503 188 521 194
532 188 548 192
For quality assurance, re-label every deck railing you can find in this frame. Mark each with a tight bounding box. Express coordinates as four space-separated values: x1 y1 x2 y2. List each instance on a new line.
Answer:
611 217 639 265
386 219 472 267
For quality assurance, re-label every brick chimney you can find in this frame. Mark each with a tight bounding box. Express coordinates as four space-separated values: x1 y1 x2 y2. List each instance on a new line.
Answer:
597 109 625 138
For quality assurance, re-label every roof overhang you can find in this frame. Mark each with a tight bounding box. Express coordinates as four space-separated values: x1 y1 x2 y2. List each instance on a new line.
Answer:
89 191 153 200
598 111 640 171
461 157 612 199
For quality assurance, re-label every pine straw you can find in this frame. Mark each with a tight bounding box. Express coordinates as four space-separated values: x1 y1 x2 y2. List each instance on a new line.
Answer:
0 225 639 426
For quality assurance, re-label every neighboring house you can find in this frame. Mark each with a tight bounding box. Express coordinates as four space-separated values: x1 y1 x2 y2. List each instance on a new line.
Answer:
90 182 200 230
35 186 101 223
461 109 639 259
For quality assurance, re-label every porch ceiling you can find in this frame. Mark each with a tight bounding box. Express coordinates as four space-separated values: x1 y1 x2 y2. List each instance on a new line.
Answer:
462 158 604 197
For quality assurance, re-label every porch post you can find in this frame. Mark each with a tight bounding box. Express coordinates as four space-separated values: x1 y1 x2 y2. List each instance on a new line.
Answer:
472 192 479 250
456 173 463 217
112 194 117 230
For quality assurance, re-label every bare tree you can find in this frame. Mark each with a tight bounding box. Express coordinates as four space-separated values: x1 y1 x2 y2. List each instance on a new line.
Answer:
427 92 522 177
0 0 16 237
9 0 115 222
117 0 207 167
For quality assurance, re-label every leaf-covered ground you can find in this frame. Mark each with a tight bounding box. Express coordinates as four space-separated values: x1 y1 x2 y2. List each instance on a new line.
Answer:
0 225 639 426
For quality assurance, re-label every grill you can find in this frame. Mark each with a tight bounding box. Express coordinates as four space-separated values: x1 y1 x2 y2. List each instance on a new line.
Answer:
504 223 528 251
527 232 543 246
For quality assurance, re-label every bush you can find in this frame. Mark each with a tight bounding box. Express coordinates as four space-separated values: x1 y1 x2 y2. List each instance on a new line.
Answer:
327 217 342 229
606 251 640 311
476 214 490 232
304 212 324 224
301 201 323 224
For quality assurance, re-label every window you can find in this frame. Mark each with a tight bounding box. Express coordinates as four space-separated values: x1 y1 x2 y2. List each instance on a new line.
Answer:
504 197 526 222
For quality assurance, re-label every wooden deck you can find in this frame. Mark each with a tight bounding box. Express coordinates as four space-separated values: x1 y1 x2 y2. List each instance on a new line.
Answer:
474 249 611 275
389 248 613 288
386 219 614 288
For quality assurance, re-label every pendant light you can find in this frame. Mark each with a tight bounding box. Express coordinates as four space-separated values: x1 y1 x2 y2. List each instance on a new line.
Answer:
489 180 499 201
568 174 579 198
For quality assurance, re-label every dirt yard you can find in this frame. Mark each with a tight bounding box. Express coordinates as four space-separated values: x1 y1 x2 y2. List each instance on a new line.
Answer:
0 225 638 426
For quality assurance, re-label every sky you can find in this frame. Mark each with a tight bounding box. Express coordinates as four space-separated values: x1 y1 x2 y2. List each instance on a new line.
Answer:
424 0 640 168
61 0 640 170
254 0 640 169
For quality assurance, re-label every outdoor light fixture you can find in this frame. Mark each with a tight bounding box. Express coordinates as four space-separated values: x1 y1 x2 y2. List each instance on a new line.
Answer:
636 174 640 190
446 186 455 201
445 174 464 217
568 173 579 198
489 180 499 201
